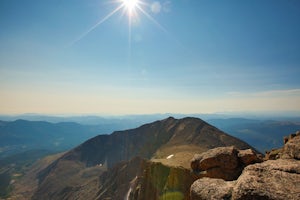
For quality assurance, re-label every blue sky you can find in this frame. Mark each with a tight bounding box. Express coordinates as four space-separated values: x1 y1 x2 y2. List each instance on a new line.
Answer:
0 0 300 114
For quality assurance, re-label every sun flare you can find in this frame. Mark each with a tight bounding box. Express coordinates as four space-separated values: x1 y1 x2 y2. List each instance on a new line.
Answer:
73 0 166 45
122 0 138 10
122 0 139 15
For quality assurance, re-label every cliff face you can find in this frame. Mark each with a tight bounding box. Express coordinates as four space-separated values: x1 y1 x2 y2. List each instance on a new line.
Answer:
131 161 199 200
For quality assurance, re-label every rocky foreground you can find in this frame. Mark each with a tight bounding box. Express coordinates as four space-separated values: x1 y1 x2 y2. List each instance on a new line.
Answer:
190 131 300 200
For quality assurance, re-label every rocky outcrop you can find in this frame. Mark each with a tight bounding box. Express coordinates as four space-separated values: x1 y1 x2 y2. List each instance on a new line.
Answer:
191 146 262 181
191 131 300 200
191 159 300 200
281 131 300 159
266 131 300 160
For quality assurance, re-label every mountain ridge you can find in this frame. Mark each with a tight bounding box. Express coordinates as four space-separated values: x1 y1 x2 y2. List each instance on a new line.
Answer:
26 116 257 200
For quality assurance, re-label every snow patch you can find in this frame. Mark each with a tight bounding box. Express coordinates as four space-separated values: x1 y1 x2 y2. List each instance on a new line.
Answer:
166 154 174 159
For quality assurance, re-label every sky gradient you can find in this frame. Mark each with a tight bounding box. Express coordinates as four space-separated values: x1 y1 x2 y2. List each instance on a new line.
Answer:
1 0 300 115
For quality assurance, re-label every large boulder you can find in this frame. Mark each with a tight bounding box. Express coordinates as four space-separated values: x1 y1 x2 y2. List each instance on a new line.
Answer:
192 146 239 170
232 159 300 200
191 146 262 181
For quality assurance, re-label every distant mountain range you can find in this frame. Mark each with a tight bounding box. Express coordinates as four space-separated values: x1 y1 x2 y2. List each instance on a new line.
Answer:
1 113 300 125
0 120 108 158
1 115 299 158
207 118 300 152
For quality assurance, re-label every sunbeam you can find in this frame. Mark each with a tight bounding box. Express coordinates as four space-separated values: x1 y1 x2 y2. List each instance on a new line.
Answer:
71 4 124 45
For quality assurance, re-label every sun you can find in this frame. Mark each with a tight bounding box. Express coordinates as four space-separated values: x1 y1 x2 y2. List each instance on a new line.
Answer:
122 0 138 9
72 0 166 45
121 0 139 16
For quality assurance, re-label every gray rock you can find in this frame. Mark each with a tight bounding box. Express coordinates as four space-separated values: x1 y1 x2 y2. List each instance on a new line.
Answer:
190 178 235 200
232 159 300 200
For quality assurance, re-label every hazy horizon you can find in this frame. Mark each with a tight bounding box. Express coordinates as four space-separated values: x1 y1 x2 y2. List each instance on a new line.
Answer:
1 0 300 115
1 111 300 119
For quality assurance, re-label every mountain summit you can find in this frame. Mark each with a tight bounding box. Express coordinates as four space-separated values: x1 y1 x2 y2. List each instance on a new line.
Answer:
12 117 257 200
64 117 255 168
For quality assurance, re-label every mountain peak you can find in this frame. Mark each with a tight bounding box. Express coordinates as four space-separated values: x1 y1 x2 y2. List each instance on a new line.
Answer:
28 117 257 200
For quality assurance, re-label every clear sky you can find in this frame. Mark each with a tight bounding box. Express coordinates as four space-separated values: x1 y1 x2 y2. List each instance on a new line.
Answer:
0 0 300 115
